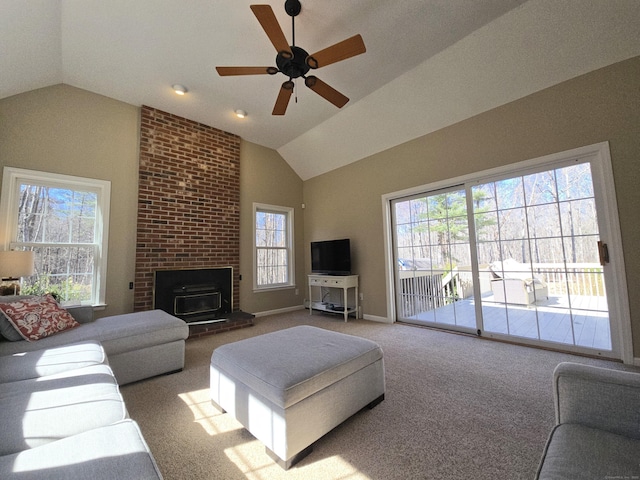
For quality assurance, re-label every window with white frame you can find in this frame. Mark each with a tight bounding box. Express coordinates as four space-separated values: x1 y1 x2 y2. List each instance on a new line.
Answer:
253 203 294 290
0 167 111 305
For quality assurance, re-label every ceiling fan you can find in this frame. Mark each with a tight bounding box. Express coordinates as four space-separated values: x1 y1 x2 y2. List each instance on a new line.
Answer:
216 0 366 115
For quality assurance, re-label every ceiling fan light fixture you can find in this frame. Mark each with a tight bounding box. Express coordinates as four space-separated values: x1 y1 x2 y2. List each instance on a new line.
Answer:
235 109 247 119
172 84 187 95
306 56 318 69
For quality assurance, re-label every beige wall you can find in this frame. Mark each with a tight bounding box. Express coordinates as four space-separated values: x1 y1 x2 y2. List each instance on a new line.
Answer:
0 84 140 318
239 140 305 314
303 56 640 355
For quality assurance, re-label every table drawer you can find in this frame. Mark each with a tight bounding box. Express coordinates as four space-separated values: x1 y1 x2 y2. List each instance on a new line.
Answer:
309 276 346 287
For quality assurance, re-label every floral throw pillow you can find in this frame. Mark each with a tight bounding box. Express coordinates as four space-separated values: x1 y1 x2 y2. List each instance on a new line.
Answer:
0 295 80 341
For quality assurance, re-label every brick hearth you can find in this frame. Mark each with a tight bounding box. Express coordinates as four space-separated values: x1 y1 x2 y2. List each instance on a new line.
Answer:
186 312 255 339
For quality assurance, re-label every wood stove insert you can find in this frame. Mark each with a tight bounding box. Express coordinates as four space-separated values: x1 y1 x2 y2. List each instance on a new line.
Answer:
154 267 232 325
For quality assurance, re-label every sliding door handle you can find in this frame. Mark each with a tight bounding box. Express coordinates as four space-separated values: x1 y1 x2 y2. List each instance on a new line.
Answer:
597 241 609 266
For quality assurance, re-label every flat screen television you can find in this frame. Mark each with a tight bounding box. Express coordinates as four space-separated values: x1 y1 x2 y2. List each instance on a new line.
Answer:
311 239 351 275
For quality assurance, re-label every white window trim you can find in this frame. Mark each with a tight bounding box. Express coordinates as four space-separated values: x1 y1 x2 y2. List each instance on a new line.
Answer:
0 167 111 306
253 202 295 292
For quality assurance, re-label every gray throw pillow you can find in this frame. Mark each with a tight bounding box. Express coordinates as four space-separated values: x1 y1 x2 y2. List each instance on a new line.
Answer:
0 310 24 341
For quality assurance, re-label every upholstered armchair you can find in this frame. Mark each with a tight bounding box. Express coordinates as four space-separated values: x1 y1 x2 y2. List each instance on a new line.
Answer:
489 259 548 305
535 362 640 479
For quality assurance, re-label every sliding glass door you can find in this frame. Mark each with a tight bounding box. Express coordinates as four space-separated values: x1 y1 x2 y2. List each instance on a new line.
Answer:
393 187 476 331
472 162 610 350
390 145 624 358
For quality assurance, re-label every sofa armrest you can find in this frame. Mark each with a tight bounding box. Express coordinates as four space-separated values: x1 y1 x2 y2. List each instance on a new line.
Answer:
553 362 640 439
65 305 94 324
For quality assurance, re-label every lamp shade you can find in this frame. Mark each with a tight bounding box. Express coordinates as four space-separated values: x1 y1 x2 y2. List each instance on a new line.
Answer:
0 251 35 279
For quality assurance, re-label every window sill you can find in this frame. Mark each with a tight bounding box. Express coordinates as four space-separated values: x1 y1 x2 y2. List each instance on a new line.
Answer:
61 302 106 310
253 285 296 294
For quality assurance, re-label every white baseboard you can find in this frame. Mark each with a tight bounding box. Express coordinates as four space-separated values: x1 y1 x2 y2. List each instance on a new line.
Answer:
253 305 305 318
254 304 393 324
363 313 392 324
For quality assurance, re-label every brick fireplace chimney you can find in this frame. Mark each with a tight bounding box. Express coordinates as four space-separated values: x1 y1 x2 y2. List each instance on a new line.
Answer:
134 106 241 313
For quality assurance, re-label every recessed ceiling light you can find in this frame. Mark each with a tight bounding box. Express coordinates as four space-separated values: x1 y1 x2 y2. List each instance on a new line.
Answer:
172 84 187 95
235 109 247 119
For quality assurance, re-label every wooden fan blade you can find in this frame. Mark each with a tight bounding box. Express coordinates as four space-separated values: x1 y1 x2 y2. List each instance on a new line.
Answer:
306 34 366 69
250 5 292 56
216 66 274 76
273 81 294 115
304 76 349 108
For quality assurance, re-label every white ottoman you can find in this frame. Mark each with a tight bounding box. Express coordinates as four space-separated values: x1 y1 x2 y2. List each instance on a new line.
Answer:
210 325 385 468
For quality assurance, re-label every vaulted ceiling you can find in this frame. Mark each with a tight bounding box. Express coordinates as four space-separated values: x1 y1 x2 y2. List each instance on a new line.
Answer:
2 1 639 179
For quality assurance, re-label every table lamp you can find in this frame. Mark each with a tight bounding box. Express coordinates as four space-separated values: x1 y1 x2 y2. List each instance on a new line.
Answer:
0 250 35 295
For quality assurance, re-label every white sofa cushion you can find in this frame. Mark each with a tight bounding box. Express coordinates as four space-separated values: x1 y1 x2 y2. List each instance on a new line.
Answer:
0 341 106 383
0 420 163 480
0 364 126 455
0 310 188 357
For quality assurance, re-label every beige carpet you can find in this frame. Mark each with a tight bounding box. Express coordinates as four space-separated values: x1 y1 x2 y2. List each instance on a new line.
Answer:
120 310 627 480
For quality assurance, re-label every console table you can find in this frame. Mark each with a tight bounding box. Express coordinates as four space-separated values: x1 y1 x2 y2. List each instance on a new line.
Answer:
308 274 359 322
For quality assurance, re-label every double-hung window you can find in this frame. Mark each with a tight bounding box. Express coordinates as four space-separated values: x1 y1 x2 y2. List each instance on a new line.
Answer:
0 167 110 305
253 203 294 290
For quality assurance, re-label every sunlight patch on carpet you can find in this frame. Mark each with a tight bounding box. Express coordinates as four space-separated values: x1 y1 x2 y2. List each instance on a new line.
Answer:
224 442 273 479
223 445 369 480
179 388 241 436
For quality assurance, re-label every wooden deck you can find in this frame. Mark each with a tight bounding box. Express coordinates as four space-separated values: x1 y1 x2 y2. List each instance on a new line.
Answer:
403 294 611 351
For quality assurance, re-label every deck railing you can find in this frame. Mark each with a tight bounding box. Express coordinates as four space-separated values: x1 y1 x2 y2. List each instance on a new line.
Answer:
398 267 473 318
531 263 605 297
397 263 603 318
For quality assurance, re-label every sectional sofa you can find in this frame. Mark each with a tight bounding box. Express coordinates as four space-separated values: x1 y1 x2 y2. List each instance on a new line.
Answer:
0 295 189 479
